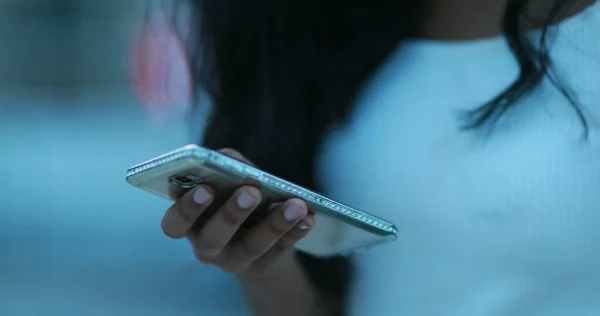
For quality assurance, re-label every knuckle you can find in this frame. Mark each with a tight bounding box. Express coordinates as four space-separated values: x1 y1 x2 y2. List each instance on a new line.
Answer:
193 249 213 264
236 239 264 260
169 201 194 223
220 208 243 226
178 208 197 222
179 200 203 222
273 240 291 252
267 218 289 236
195 237 222 257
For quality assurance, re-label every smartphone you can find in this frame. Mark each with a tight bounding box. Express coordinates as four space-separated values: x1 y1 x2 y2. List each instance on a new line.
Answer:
126 144 397 257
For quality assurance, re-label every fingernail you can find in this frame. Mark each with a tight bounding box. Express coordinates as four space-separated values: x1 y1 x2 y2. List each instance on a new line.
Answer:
237 191 256 209
284 203 305 221
193 186 211 204
297 221 311 230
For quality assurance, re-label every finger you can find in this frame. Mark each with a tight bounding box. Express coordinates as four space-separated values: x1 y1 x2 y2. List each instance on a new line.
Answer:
188 237 215 264
161 185 214 239
274 214 315 249
217 148 255 166
229 198 308 263
193 186 262 259
248 217 315 275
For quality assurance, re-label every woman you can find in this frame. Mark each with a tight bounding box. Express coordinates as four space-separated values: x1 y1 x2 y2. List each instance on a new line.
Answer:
157 0 600 315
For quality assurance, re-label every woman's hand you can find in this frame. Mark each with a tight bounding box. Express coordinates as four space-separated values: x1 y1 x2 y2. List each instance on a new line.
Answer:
160 149 315 276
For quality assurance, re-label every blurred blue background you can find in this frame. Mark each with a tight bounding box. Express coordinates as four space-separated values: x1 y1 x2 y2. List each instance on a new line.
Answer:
0 1 246 315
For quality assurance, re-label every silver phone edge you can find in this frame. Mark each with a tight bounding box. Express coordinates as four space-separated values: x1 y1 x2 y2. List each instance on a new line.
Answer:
126 145 399 239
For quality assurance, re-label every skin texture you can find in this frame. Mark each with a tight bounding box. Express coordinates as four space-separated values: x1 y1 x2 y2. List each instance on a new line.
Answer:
161 149 316 276
161 0 595 315
161 149 319 315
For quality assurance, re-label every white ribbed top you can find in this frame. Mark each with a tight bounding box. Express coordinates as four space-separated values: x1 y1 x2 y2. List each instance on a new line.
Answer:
318 2 600 315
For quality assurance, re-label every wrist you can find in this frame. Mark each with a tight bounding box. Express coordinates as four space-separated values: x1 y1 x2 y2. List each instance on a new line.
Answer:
239 250 302 284
238 251 317 315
